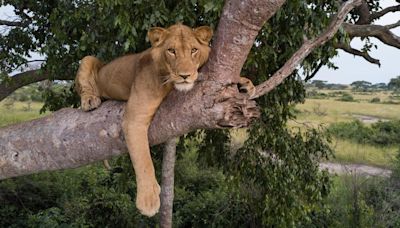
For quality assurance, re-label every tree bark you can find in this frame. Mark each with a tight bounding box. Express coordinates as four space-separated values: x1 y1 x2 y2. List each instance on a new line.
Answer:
159 138 178 228
0 0 364 180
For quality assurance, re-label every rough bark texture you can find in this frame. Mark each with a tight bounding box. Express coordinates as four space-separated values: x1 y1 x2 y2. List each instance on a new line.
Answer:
0 101 126 179
205 0 285 83
159 138 177 228
0 0 365 180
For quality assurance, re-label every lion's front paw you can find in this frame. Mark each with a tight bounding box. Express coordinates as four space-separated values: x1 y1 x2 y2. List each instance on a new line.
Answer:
81 95 101 111
238 77 256 98
136 181 161 217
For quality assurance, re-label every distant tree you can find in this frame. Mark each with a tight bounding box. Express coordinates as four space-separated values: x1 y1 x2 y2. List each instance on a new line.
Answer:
311 80 328 89
351 80 372 91
371 82 387 91
388 76 400 93
325 83 348 90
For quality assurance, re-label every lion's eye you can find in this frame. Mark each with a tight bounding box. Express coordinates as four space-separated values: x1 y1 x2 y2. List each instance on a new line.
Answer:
191 48 198 54
167 48 176 55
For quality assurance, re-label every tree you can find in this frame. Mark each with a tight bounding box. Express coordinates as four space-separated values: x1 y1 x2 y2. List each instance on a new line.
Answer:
371 82 387 91
310 80 328 89
388 76 400 92
351 80 372 91
1 0 400 226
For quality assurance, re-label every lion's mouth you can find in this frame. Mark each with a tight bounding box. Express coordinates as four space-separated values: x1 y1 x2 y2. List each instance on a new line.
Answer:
174 81 194 91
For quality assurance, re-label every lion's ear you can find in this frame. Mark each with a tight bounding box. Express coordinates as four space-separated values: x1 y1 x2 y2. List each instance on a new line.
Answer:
194 26 213 45
147 27 167 47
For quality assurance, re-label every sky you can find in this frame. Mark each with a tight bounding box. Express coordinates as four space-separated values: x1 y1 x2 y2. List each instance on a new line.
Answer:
1 2 399 84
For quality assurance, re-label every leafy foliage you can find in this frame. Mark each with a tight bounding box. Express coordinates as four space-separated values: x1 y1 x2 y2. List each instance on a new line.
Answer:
0 0 388 226
328 120 400 146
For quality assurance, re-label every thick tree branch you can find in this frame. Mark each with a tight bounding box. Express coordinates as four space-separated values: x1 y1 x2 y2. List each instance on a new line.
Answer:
0 69 74 101
355 0 371 25
334 42 380 66
343 23 400 49
205 0 286 83
253 0 362 98
1 0 276 179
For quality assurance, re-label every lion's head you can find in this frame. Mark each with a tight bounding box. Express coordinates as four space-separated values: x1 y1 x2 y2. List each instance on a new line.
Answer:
148 24 213 91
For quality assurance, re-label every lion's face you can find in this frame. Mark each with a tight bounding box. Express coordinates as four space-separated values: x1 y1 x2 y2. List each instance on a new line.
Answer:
148 24 213 91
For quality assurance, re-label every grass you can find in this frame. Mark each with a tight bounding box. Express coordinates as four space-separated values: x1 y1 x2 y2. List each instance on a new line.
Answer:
294 89 400 168
0 100 46 127
331 139 398 168
294 98 400 126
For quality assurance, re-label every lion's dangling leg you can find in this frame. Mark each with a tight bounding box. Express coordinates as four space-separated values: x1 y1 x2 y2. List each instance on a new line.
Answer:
75 56 104 111
122 97 162 217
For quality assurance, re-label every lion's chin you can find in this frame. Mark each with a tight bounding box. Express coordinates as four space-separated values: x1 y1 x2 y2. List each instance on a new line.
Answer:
174 82 194 92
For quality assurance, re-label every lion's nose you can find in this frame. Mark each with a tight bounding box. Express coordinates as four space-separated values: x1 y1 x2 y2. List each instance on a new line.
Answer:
179 74 190 79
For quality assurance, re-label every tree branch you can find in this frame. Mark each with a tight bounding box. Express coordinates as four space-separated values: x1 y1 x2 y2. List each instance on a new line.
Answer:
205 0 286 83
354 0 371 25
1 0 279 179
342 23 400 49
253 0 363 98
0 69 74 101
370 4 400 21
334 42 381 66
385 20 400 30
0 19 25 27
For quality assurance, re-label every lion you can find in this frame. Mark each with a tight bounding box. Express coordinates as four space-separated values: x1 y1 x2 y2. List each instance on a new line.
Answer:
75 24 255 217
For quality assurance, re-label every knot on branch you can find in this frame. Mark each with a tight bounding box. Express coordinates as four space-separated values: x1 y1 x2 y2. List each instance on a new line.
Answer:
215 85 260 128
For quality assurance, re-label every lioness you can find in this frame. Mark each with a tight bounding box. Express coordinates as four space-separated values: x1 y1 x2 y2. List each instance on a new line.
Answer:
75 24 254 217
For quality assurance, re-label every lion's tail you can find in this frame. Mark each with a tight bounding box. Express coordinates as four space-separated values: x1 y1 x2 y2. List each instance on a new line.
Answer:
75 56 104 95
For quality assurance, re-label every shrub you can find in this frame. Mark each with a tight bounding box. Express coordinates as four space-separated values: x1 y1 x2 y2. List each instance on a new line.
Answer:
327 120 373 143
306 90 328 99
336 93 355 102
327 120 400 146
370 97 380 103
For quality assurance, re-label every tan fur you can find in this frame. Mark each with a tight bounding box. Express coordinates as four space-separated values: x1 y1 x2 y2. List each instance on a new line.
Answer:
75 24 255 217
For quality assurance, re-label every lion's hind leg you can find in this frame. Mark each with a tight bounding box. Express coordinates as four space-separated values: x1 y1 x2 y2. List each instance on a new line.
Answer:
75 56 104 111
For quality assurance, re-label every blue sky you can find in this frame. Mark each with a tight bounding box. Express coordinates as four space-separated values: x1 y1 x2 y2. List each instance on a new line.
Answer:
1 2 399 84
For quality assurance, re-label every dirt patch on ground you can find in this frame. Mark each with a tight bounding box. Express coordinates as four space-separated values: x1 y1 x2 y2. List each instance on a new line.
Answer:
320 162 392 177
352 114 388 124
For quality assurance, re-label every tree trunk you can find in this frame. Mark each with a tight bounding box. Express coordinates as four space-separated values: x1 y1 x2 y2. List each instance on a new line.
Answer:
0 0 363 179
159 138 178 228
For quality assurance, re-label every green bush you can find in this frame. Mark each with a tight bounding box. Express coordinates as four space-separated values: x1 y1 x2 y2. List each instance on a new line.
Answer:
327 120 400 146
327 120 373 144
370 97 380 103
323 174 400 228
336 93 355 102
306 90 328 99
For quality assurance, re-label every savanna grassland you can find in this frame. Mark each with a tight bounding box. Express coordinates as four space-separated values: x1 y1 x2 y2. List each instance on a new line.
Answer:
0 100 47 127
294 89 400 168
